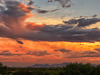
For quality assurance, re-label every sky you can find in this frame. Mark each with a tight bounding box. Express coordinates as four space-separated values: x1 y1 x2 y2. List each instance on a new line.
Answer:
0 0 100 67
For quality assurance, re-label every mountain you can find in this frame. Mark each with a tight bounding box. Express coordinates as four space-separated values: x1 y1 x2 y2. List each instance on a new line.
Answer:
28 62 69 68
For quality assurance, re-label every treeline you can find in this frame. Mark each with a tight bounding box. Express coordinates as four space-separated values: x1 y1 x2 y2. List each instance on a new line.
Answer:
0 63 100 75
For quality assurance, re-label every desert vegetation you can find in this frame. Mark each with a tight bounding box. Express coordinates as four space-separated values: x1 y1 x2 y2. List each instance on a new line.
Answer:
0 63 100 75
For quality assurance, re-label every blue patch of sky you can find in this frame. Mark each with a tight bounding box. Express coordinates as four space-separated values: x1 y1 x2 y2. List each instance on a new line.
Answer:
23 0 100 19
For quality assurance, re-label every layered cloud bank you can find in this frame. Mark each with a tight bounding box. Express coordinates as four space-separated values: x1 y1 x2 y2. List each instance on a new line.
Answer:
0 0 100 43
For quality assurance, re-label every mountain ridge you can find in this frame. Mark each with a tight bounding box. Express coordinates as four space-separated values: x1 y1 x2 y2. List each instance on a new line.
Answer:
28 62 69 68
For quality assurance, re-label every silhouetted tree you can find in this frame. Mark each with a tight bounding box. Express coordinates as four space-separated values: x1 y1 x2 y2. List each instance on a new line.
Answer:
92 65 100 75
0 63 8 75
64 63 94 75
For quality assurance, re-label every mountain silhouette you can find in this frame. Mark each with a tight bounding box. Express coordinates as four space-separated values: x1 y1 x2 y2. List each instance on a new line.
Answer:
28 62 69 68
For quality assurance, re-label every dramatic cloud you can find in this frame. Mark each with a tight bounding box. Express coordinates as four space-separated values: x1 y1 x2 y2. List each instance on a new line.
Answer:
0 0 100 43
26 50 50 56
0 0 34 29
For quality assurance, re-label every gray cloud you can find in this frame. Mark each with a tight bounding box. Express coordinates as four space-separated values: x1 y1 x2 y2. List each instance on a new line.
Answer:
54 50 100 58
92 14 98 18
95 48 100 52
48 0 73 8
26 50 50 56
0 50 23 56
16 40 24 44
3 1 26 17
63 18 100 27
81 54 100 57
27 0 34 6
66 51 100 58
54 49 71 53
81 51 97 55
39 25 100 42
36 9 48 14
35 9 59 14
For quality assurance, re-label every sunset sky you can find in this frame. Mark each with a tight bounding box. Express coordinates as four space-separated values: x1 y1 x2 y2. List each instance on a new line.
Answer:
0 0 100 67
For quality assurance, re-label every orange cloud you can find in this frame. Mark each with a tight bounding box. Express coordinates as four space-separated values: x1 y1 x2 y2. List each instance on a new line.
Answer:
18 2 33 13
26 22 45 30
0 37 100 66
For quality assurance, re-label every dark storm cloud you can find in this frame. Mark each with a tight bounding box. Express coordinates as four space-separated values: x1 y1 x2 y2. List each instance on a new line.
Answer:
26 50 50 56
54 49 71 53
0 50 23 56
16 40 24 44
63 18 100 27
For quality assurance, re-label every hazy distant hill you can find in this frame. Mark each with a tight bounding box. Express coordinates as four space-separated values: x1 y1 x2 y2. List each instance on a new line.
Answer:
28 62 69 68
